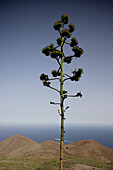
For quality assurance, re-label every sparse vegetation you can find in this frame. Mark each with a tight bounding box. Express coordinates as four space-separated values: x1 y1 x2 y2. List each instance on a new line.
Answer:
0 158 43 169
0 158 113 170
0 136 113 169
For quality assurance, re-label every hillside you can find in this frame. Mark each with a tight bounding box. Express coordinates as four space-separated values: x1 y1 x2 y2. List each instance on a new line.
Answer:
0 135 41 158
0 135 113 164
0 135 59 159
64 139 113 163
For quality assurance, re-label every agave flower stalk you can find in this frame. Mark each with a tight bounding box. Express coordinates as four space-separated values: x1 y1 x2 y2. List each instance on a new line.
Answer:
40 14 84 170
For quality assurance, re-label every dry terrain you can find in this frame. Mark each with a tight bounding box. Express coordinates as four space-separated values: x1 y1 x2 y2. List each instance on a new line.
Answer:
0 135 113 169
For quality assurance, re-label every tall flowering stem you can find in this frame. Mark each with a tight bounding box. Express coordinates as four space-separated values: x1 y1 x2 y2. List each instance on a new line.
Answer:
40 14 84 170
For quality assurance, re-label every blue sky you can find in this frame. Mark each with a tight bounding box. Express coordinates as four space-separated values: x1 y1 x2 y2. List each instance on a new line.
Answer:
0 0 113 125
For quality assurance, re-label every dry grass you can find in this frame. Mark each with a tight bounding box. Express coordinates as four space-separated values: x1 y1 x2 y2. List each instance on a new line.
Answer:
0 135 113 169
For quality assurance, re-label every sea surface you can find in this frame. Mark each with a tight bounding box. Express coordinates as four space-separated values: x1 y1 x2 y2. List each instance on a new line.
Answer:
0 123 113 149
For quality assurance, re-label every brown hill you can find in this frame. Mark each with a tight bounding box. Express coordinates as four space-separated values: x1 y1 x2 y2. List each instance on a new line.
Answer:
0 135 113 163
64 139 113 163
0 135 59 159
0 135 41 158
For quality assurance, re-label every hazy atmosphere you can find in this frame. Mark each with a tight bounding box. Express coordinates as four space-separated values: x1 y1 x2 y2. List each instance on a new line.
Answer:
1 0 113 125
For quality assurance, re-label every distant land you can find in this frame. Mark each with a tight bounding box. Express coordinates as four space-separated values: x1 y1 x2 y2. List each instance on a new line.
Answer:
0 135 113 169
0 123 113 150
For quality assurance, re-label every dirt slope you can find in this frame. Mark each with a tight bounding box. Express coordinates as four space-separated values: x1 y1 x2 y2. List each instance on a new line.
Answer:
64 139 113 163
68 164 113 170
0 135 42 158
0 135 113 163
0 135 59 159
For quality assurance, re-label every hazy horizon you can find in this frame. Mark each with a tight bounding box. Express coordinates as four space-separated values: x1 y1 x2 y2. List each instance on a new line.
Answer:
0 123 113 149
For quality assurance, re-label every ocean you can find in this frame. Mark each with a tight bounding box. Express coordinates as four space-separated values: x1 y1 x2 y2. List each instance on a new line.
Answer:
0 123 113 149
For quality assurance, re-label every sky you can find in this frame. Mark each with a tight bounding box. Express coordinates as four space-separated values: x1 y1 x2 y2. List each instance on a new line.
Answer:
0 0 113 125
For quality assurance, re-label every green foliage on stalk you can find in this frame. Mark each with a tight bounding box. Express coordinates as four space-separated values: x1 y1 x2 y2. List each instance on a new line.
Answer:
53 20 62 30
61 14 69 24
69 23 75 33
40 14 84 170
70 37 78 47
